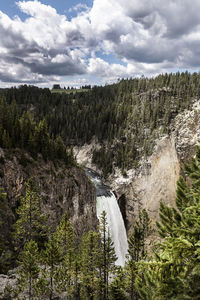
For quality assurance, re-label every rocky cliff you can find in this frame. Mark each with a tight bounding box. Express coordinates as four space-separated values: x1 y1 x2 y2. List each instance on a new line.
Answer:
73 100 200 235
111 99 200 234
0 149 97 237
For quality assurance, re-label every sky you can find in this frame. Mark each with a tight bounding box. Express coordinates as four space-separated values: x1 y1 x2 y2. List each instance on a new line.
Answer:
0 0 200 88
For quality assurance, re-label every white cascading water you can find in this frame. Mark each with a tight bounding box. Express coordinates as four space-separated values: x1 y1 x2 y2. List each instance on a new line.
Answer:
85 168 128 266
96 193 128 266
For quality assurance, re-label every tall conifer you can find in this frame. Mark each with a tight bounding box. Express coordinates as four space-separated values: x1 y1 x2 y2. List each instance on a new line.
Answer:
99 211 117 300
14 177 47 249
135 146 200 299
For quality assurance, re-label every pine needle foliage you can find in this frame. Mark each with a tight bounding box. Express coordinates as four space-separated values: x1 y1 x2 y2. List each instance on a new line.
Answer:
16 240 40 300
14 177 47 250
126 209 153 300
135 146 200 299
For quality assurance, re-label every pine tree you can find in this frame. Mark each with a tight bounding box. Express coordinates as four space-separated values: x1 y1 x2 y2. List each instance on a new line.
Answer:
17 240 40 300
19 111 35 150
41 232 63 300
55 213 75 256
109 267 127 300
126 209 152 300
0 190 13 273
33 118 50 159
54 214 76 298
14 178 47 250
98 211 117 300
135 146 200 299
2 130 11 149
138 209 153 258
54 135 67 161
79 230 101 300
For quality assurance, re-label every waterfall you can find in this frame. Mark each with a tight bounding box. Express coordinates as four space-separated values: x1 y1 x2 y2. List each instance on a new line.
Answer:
96 193 128 266
85 168 128 266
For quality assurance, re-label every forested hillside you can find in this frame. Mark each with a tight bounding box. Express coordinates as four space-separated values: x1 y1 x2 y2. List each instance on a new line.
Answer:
0 72 200 298
1 71 199 177
1 148 200 299
0 96 74 165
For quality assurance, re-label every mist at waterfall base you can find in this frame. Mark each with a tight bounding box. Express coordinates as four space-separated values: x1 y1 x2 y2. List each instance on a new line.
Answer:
85 168 128 266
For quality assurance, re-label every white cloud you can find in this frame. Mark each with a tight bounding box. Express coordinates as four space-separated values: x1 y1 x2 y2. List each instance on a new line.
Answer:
88 57 132 80
87 0 200 73
68 3 90 13
0 0 200 85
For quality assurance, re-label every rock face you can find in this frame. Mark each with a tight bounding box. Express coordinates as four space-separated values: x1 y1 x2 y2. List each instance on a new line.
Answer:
0 272 17 297
111 100 200 234
73 138 101 172
0 151 97 237
56 98 200 238
121 136 180 230
72 99 200 235
0 153 97 296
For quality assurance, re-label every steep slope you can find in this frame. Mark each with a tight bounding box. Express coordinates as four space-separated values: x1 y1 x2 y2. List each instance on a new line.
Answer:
1 72 200 237
2 72 199 178
0 148 97 237
73 99 200 235
110 100 200 233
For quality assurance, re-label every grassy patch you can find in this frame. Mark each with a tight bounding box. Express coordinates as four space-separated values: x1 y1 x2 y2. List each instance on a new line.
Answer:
51 89 90 94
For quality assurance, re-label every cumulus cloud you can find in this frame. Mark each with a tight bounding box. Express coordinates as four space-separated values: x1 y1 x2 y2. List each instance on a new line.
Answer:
68 3 90 13
87 0 200 78
0 0 200 85
0 1 88 84
88 57 129 78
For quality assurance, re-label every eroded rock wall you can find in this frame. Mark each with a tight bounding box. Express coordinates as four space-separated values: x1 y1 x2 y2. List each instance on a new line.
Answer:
111 100 200 234
71 100 200 235
124 137 180 230
0 151 97 237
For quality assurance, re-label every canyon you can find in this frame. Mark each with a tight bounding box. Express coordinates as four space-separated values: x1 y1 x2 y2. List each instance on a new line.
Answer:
75 99 200 235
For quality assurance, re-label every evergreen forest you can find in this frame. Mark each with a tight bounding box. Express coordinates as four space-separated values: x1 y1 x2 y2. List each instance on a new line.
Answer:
0 72 200 299
1 71 199 176
1 147 200 299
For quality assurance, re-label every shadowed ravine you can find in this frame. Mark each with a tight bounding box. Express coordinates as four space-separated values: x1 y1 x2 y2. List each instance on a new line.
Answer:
85 168 128 266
